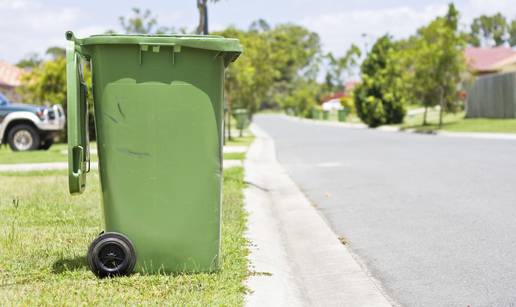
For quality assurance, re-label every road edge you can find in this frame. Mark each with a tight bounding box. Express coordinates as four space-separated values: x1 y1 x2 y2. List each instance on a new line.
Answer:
283 114 516 140
244 123 392 307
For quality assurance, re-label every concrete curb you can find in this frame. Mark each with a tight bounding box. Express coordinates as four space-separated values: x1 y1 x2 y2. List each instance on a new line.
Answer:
244 123 392 307
283 114 516 140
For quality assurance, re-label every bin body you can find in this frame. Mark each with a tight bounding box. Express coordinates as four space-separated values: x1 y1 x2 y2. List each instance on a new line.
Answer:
338 108 349 122
67 34 241 274
233 109 249 130
311 108 321 119
322 110 330 120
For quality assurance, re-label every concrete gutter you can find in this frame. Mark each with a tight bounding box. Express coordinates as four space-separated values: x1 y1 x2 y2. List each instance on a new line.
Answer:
244 124 392 307
284 115 516 141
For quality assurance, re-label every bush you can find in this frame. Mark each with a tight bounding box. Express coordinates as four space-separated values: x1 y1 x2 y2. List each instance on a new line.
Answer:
354 81 406 127
340 96 355 114
353 35 407 127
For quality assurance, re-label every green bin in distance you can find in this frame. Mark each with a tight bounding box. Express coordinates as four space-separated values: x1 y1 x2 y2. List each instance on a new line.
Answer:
233 108 249 137
338 108 349 122
311 108 321 119
322 110 330 120
233 108 249 129
65 31 241 277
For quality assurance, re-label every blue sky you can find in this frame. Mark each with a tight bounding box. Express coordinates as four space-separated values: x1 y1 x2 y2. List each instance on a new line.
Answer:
1 0 516 63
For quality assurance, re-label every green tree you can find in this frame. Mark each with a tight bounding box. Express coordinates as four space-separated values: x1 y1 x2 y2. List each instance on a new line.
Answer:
17 56 93 139
325 44 361 91
45 46 66 60
445 3 460 31
116 8 174 34
281 80 320 117
249 19 271 32
18 58 67 106
269 24 321 83
267 24 322 113
469 13 508 47
216 22 323 134
16 53 42 69
216 27 277 138
407 4 467 127
354 35 407 127
119 8 157 34
509 20 516 47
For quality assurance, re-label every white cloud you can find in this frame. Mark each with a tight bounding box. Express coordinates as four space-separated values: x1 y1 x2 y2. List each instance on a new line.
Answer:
463 0 516 19
0 0 112 63
301 4 448 57
2 0 516 65
301 0 516 58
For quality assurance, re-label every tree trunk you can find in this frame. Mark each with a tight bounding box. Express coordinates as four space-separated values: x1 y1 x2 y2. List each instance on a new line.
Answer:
423 106 428 126
196 0 209 35
438 88 445 129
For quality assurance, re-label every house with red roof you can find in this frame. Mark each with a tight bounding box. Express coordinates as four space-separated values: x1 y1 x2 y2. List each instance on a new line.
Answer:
320 81 359 104
465 47 516 75
0 60 24 99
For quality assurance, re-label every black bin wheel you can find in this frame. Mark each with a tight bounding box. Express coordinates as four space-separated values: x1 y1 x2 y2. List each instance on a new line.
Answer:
87 232 136 278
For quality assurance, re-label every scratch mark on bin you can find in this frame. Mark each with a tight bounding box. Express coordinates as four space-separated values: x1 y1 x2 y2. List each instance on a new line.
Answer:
117 102 126 119
117 148 151 158
105 113 119 124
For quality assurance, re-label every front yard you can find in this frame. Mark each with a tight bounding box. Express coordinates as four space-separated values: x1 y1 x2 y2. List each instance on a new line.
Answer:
0 167 249 305
0 143 92 165
401 109 516 134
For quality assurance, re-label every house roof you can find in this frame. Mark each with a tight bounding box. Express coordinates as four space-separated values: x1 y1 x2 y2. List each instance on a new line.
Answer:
344 81 358 92
465 47 516 73
320 81 360 103
321 92 345 103
0 60 23 88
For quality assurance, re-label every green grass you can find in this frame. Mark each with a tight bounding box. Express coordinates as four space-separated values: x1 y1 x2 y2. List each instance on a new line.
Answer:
0 143 98 165
223 152 246 161
0 135 253 165
225 135 254 147
400 110 516 134
0 167 249 305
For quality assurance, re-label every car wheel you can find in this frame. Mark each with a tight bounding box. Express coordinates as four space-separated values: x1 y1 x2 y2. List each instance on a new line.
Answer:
87 232 136 278
7 124 40 151
39 139 54 150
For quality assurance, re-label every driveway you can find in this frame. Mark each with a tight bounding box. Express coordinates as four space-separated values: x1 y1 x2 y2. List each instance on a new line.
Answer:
254 114 516 306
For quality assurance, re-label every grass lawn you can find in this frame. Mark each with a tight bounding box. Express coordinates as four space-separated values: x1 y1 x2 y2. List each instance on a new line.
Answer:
400 109 516 134
225 135 254 147
0 167 249 305
223 152 246 161
0 143 98 165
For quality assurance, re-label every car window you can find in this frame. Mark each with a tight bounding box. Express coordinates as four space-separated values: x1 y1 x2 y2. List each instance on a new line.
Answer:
0 93 9 106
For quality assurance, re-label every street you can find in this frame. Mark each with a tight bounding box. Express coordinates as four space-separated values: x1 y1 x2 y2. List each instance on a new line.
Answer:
254 114 516 307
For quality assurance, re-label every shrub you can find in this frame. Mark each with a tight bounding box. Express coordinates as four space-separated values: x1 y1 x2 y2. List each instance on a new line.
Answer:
353 35 407 127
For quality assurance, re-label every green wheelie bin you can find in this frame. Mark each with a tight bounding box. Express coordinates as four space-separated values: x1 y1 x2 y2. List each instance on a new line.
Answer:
66 31 241 277
338 108 349 122
322 110 330 120
311 108 321 119
233 108 249 137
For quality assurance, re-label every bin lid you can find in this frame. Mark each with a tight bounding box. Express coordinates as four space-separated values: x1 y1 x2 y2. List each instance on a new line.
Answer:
66 31 242 54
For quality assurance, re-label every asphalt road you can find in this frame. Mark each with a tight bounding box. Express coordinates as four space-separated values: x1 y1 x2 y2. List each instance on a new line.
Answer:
254 114 516 307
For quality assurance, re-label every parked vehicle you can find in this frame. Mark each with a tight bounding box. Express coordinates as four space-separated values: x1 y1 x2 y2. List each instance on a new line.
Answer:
0 92 65 151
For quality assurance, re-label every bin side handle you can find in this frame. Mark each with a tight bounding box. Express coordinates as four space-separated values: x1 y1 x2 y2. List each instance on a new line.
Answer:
66 39 89 194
